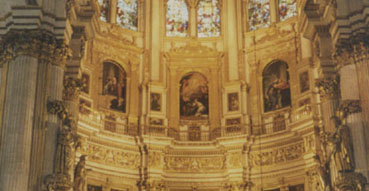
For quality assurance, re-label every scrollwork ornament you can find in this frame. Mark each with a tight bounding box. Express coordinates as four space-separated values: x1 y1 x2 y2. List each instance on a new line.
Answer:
315 76 340 99
47 100 68 121
43 173 72 191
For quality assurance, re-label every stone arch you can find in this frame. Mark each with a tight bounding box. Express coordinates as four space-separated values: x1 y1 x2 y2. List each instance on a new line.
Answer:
262 60 291 113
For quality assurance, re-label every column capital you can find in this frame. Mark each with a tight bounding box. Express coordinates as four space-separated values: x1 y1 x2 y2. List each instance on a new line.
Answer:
315 75 340 99
338 100 362 118
0 30 72 67
63 77 85 101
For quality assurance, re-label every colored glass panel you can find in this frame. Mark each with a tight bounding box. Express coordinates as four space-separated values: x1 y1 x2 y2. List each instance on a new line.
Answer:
116 0 138 31
98 0 109 22
197 0 221 38
166 0 189 37
248 0 270 30
279 0 297 21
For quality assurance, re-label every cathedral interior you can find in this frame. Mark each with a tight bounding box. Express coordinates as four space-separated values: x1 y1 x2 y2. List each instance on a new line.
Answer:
1 0 369 191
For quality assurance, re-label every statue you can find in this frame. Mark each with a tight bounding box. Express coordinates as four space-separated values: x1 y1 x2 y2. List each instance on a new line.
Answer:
314 155 332 191
329 116 355 172
73 155 87 191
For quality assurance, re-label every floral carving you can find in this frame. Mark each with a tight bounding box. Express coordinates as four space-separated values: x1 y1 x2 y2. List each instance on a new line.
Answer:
0 30 71 66
63 77 85 100
164 156 225 172
249 142 305 167
315 76 340 99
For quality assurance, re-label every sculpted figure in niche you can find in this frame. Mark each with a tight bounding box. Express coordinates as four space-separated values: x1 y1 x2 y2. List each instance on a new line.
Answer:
180 73 209 119
262 61 291 112
102 62 126 112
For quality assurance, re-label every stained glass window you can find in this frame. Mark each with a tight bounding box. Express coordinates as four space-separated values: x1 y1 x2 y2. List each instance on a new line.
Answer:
197 0 221 38
166 0 189 37
248 0 270 30
98 0 109 22
116 0 138 31
279 0 297 21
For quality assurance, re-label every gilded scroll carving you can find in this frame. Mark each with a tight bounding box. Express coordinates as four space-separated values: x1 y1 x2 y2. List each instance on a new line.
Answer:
338 100 361 118
80 143 140 169
228 153 242 168
148 152 162 168
164 156 225 172
249 143 305 167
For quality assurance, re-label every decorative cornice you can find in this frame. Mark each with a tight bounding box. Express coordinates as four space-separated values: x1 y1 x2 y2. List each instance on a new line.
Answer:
0 30 72 67
315 76 340 99
333 35 369 65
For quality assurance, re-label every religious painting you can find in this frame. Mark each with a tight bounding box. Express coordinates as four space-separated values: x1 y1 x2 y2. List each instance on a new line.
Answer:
263 61 291 113
180 73 209 119
289 184 304 191
79 98 91 115
81 73 90 94
97 0 109 22
248 0 270 30
166 0 189 37
227 93 239 112
87 185 102 191
197 0 221 38
150 93 161 112
279 0 297 21
102 62 127 112
116 0 138 31
299 71 310 93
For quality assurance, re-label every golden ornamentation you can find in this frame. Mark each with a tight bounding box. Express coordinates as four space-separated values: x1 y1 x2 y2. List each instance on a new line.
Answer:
80 143 140 169
47 100 68 121
73 155 87 191
148 152 162 168
315 76 340 99
164 156 225 172
63 77 85 100
228 153 242 168
249 142 305 167
0 30 71 66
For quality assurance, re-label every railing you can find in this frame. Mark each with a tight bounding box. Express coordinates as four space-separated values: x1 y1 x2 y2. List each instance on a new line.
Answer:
78 103 314 139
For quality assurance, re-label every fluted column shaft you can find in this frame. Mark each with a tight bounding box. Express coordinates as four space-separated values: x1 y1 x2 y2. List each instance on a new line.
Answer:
0 55 38 191
339 63 369 178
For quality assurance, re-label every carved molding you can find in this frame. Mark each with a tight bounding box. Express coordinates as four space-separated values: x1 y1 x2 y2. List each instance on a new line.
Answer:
0 30 71 67
249 142 305 167
315 76 340 99
80 142 140 169
164 156 225 172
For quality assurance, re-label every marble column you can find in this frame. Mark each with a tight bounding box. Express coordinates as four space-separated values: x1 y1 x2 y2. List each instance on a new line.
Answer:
43 64 65 179
0 55 38 191
339 61 369 179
